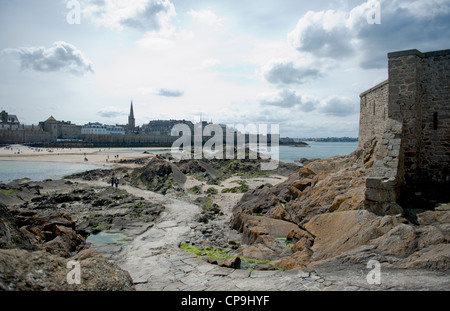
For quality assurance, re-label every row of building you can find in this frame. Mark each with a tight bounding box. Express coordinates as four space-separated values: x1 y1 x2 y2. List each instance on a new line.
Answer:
1 102 215 146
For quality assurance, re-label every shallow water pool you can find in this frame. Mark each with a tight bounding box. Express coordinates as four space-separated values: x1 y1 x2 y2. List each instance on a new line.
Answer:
86 231 128 245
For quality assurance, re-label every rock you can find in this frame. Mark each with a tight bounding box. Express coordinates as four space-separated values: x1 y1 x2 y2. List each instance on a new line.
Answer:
371 223 417 257
416 210 450 225
0 248 135 291
231 184 278 215
131 158 180 194
202 256 218 265
219 256 241 269
9 209 86 258
275 251 311 270
231 214 301 245
269 204 286 220
0 204 34 250
291 237 313 253
401 244 450 270
241 245 275 261
304 210 391 261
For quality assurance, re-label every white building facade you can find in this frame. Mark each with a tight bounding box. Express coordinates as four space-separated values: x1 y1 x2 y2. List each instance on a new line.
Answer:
81 122 125 135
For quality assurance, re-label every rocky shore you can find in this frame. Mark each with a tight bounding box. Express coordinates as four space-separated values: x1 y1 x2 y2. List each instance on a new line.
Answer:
1 149 449 291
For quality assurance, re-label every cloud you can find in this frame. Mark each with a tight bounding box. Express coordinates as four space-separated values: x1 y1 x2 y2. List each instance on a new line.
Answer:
355 1 450 69
187 9 225 28
82 0 176 32
319 96 358 117
286 0 450 69
155 88 184 97
4 41 94 76
263 60 321 85
121 0 175 31
288 9 355 60
259 89 318 112
202 58 221 68
97 106 127 118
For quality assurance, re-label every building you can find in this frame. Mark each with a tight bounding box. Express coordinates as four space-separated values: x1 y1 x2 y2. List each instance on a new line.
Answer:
81 122 125 135
38 116 82 141
142 119 194 135
359 48 450 209
128 101 136 133
1 110 20 129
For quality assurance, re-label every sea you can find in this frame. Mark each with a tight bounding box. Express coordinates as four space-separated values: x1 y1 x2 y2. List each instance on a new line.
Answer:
0 142 358 184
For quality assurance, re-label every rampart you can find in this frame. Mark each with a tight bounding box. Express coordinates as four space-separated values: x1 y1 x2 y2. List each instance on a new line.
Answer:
361 49 450 210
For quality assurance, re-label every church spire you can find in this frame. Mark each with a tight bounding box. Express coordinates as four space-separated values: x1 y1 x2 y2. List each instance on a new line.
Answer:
128 100 135 132
130 100 134 119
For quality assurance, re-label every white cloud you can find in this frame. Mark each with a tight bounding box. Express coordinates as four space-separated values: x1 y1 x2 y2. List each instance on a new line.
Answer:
82 0 176 32
4 41 94 76
187 9 225 28
202 58 221 68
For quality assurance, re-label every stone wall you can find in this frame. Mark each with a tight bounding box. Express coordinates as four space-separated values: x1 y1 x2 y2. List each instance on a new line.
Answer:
358 80 389 149
0 128 53 144
58 124 82 140
82 134 178 147
419 50 450 184
362 48 450 210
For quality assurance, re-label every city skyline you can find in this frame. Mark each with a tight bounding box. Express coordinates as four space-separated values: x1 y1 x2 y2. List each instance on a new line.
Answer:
1 0 449 138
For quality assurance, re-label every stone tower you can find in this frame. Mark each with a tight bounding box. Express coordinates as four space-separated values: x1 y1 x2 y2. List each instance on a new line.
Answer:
128 100 135 133
360 48 450 210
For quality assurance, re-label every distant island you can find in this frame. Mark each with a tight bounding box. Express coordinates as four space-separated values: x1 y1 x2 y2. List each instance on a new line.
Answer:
299 137 358 142
280 137 358 145
279 137 309 147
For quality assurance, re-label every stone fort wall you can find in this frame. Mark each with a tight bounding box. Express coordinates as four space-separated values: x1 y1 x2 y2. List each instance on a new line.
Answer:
361 48 450 209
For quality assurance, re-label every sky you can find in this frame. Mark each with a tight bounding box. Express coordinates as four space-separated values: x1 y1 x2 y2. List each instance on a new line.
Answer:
1 0 449 138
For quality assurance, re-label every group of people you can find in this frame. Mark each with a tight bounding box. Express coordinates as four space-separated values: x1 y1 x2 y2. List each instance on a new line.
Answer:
111 173 119 188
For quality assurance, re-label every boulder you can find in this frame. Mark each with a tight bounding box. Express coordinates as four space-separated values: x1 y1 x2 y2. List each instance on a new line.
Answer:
304 210 394 261
371 223 417 257
231 214 301 245
218 256 241 269
0 204 34 250
0 248 135 291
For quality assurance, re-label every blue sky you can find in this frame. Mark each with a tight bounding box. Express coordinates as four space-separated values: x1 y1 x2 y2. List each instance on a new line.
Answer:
1 0 449 137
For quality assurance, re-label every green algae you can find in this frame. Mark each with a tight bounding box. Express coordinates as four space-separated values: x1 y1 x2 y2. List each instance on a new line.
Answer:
179 243 282 271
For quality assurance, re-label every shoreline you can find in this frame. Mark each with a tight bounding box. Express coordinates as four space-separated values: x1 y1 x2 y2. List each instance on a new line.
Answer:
0 144 169 167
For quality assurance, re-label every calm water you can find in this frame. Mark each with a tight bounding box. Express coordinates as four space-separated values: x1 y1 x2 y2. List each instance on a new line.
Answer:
0 161 107 183
0 142 357 183
278 141 358 163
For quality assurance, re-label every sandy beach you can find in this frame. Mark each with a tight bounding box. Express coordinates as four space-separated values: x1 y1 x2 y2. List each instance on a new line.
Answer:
0 144 171 167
